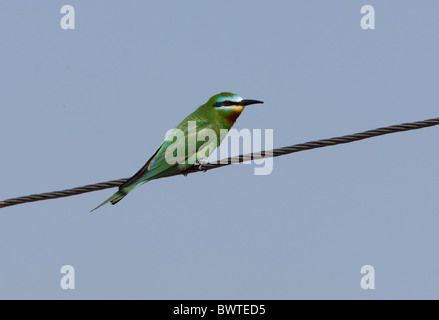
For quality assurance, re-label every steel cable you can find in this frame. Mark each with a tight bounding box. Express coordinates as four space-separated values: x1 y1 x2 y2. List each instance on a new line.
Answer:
1 116 438 209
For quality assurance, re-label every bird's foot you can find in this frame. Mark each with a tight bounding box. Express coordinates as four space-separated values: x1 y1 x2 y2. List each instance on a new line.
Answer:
198 162 208 172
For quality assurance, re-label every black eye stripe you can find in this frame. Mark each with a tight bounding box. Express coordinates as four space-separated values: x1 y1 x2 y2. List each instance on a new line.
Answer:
214 100 238 107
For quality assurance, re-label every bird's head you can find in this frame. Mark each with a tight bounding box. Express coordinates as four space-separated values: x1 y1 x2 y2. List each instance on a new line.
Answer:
208 92 264 110
205 92 263 126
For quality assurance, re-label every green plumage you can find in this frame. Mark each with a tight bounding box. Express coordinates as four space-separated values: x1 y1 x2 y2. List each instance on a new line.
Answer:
92 92 262 211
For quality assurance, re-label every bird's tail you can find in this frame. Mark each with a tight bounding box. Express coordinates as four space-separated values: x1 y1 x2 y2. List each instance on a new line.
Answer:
91 186 133 212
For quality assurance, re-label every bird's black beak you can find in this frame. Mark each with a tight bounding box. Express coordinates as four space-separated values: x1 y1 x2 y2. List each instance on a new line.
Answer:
240 99 264 106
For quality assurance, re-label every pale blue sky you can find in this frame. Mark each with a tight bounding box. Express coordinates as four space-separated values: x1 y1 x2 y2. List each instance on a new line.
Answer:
1 1 439 299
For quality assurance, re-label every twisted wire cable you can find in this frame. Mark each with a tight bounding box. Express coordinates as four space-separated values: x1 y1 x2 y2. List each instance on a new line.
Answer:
1 116 438 209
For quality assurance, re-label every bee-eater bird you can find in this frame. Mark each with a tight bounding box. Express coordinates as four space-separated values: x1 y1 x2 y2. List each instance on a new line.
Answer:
92 92 263 211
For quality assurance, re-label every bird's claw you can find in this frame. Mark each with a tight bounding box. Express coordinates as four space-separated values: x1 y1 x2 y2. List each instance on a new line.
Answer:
198 163 208 172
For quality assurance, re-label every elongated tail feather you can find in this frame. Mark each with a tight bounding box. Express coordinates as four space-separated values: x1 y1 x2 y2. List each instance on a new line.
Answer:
91 188 130 212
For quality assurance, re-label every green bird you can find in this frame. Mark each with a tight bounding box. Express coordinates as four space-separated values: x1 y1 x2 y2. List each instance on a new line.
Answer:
92 92 263 211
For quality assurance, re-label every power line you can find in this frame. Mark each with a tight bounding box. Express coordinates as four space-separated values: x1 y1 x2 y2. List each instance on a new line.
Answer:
1 116 439 209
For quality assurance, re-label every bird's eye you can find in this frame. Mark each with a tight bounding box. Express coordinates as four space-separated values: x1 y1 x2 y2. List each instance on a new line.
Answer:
223 101 231 106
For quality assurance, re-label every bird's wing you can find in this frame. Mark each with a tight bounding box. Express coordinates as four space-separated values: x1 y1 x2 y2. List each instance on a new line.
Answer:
119 120 213 190
117 144 165 190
